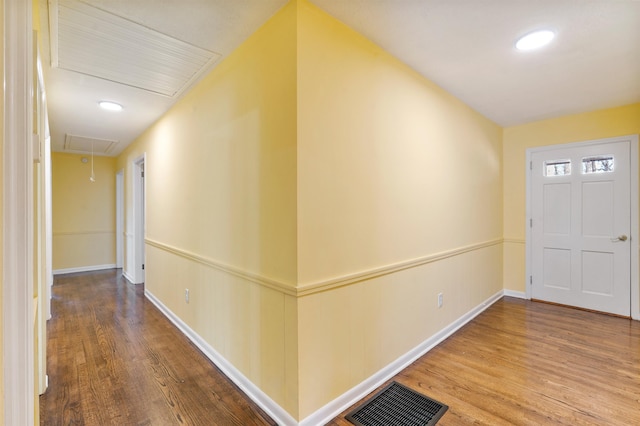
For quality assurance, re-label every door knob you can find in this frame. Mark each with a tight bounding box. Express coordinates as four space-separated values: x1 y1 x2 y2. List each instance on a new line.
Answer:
611 235 628 242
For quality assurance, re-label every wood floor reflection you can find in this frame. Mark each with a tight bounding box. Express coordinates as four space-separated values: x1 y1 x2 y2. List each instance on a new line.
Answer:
329 297 640 426
40 270 640 425
39 269 276 425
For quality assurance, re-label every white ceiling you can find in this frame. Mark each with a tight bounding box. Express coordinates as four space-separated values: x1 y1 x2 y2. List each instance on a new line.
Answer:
39 0 640 157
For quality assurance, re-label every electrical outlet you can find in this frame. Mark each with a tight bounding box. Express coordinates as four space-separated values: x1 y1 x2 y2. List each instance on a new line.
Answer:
185 288 190 303
438 292 443 308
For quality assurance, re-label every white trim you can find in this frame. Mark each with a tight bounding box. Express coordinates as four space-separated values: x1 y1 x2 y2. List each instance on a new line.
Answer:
131 155 146 284
297 239 503 296
144 287 503 426
144 290 299 426
3 0 35 423
146 238 297 296
45 134 53 320
631 138 639 320
503 238 525 245
53 264 117 275
146 237 502 297
300 290 504 426
116 169 124 268
122 269 136 284
526 135 639 319
503 289 527 299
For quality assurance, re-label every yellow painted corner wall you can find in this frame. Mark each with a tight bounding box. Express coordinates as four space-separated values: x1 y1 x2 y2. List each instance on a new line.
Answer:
116 0 299 417
296 0 503 285
295 0 503 418
503 103 640 292
51 152 117 271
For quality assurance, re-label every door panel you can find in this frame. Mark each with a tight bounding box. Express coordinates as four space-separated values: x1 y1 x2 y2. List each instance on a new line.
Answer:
531 141 630 316
544 183 571 234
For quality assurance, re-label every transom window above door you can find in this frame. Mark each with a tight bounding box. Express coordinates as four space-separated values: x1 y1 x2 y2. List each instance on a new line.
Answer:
582 155 614 174
544 159 571 176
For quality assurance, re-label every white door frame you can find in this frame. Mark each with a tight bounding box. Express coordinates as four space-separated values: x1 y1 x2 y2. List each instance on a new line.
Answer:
3 0 35 423
116 169 124 269
131 154 146 284
526 135 639 320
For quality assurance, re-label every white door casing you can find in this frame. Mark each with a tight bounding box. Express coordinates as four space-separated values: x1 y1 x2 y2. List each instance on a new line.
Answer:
116 169 124 269
3 0 35 423
132 155 146 284
527 136 639 318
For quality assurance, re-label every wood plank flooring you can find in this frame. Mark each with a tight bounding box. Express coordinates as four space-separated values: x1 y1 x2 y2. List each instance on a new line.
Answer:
41 270 640 425
40 269 276 425
329 298 640 426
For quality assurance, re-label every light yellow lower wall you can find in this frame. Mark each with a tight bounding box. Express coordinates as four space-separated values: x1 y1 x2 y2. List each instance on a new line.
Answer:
297 241 503 419
503 240 526 292
503 103 640 291
144 244 299 416
52 232 116 271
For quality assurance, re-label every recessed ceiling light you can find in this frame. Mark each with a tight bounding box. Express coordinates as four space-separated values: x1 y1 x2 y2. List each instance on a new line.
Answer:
516 30 555 51
98 101 123 111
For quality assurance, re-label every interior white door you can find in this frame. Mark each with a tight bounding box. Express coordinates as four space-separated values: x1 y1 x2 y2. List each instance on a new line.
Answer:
531 141 631 316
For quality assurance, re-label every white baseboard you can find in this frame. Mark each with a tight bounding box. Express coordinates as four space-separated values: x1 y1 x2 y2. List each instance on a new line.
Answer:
300 289 504 426
144 290 298 426
122 270 137 284
145 288 508 425
53 264 116 275
503 289 527 299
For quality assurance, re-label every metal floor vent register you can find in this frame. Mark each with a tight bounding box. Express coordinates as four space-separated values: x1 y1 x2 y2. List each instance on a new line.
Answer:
346 381 448 426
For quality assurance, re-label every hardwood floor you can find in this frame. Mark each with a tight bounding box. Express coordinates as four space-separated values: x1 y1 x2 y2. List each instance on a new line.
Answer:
41 271 640 425
40 269 276 426
329 298 640 426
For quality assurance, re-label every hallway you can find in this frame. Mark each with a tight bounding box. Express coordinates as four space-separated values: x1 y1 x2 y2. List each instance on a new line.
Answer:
39 270 276 425
40 270 640 425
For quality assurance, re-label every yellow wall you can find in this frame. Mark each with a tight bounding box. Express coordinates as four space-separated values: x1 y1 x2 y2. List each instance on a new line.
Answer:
116 0 504 420
503 103 640 292
52 152 116 271
116 0 299 417
296 0 503 417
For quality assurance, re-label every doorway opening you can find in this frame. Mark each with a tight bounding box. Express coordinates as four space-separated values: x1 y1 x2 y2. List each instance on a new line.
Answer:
127 154 146 284
116 169 124 269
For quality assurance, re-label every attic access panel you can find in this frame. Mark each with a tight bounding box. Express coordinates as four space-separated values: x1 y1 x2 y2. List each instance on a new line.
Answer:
51 0 221 97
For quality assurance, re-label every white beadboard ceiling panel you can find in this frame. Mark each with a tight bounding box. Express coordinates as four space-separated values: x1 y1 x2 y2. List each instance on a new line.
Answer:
52 0 221 97
64 134 119 155
40 0 638 157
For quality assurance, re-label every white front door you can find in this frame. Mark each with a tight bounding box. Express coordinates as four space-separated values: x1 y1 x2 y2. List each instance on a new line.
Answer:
531 140 631 316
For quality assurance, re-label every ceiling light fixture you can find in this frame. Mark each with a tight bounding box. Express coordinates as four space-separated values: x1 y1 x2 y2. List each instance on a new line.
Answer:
98 101 123 111
515 30 555 51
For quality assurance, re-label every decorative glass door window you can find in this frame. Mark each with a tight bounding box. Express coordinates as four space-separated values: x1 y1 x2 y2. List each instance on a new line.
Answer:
582 156 614 174
544 159 571 176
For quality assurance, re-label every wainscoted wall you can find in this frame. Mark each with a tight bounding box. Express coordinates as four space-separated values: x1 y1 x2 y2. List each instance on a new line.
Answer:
295 1 503 419
116 0 504 423
116 1 299 418
297 241 503 421
144 242 299 421
503 238 526 293
143 238 504 426
51 152 116 272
